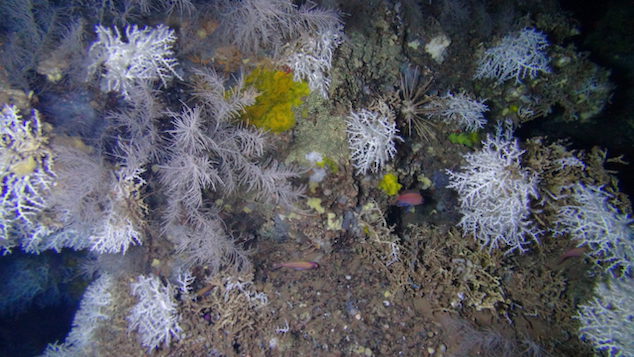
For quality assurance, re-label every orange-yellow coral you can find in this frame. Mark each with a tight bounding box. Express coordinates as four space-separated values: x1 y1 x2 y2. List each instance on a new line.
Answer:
243 67 310 133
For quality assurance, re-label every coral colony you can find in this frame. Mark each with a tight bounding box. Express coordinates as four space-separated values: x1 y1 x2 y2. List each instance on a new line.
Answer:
555 183 634 276
88 24 182 100
575 277 634 357
423 92 489 132
0 0 632 355
43 274 114 355
128 275 183 351
0 106 54 253
474 27 551 84
446 122 541 254
1 103 147 255
346 102 402 175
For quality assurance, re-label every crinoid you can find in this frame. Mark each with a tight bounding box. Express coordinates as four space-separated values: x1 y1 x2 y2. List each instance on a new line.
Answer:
398 64 436 140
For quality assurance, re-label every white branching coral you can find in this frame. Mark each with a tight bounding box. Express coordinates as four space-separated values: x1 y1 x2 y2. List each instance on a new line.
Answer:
283 6 343 98
446 123 541 254
1 105 55 253
43 274 115 356
424 92 489 131
86 167 146 254
555 183 634 276
346 103 402 175
16 141 147 255
575 276 634 356
223 275 269 306
128 275 182 352
284 25 343 98
474 27 550 84
87 24 181 99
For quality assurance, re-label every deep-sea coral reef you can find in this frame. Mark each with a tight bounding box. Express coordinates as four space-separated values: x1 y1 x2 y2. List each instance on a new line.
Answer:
555 183 634 276
576 276 634 357
446 123 541 254
346 102 402 175
3 1 629 356
474 27 550 84
128 274 182 352
87 24 181 99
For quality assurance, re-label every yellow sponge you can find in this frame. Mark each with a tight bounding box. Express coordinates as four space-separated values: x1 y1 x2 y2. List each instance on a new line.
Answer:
243 67 310 133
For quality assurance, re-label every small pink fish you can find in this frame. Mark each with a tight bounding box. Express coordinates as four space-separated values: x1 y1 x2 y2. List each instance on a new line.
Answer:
558 247 587 264
395 191 424 207
272 261 319 271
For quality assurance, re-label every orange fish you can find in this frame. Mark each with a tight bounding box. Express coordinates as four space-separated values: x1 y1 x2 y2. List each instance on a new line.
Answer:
395 191 424 207
272 261 319 271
